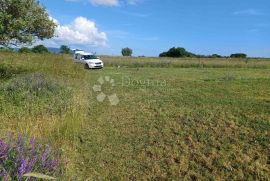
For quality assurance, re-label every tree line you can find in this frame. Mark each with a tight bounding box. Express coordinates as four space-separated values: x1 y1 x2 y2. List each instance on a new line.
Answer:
0 45 72 54
120 47 248 58
159 47 247 58
1 45 248 58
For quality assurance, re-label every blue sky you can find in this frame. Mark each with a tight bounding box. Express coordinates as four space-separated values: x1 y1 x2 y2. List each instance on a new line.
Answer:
40 0 270 57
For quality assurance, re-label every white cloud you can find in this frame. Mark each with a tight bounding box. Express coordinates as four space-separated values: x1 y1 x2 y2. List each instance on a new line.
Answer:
66 0 142 6
233 9 262 16
126 0 141 5
54 17 107 47
89 0 119 6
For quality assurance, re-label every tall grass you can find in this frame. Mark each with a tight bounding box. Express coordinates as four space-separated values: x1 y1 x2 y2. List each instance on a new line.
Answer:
101 56 270 68
0 52 89 179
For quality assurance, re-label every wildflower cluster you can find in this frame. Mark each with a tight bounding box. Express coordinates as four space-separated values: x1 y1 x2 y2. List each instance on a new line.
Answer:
0 134 60 180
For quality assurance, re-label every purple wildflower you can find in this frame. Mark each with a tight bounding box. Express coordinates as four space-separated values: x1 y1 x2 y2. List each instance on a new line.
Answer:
16 134 24 157
0 169 7 177
0 140 9 164
18 157 29 179
30 137 36 155
41 145 50 166
46 159 58 171
0 134 61 180
30 137 35 145
0 169 9 181
28 156 37 172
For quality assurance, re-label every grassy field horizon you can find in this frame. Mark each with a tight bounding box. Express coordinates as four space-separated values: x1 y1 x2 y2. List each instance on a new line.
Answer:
0 52 269 180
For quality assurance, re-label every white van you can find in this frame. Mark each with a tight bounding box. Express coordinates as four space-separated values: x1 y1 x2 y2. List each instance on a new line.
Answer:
74 50 104 69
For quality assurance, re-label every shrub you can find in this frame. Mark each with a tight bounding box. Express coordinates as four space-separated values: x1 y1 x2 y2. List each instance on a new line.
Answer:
18 47 32 53
60 45 71 54
159 52 168 57
0 73 72 116
0 65 14 79
159 47 195 58
32 45 49 54
0 134 61 180
0 47 13 52
211 54 223 58
230 53 247 58
0 64 27 79
122 48 133 56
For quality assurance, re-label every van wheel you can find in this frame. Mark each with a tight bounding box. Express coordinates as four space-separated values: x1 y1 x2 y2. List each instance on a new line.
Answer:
84 64 89 69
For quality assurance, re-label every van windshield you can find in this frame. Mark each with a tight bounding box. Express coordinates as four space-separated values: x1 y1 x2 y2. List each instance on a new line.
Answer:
83 55 97 60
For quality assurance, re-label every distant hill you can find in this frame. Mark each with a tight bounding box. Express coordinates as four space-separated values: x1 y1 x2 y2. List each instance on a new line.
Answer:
48 47 60 53
12 47 61 53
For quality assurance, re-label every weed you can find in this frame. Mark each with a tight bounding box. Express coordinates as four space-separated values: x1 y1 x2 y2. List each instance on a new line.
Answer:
0 64 28 79
0 134 61 180
0 73 72 117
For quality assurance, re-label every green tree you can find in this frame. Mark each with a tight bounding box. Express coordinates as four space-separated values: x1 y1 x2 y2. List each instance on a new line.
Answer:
122 48 133 56
0 47 13 52
18 47 31 53
211 54 222 58
230 53 247 58
60 45 71 54
0 0 56 46
159 52 168 57
32 45 49 53
159 47 195 58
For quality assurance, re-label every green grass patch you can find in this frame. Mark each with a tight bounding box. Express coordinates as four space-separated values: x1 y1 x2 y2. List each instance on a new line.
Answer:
101 56 270 69
0 73 72 117
0 64 28 79
0 52 269 180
